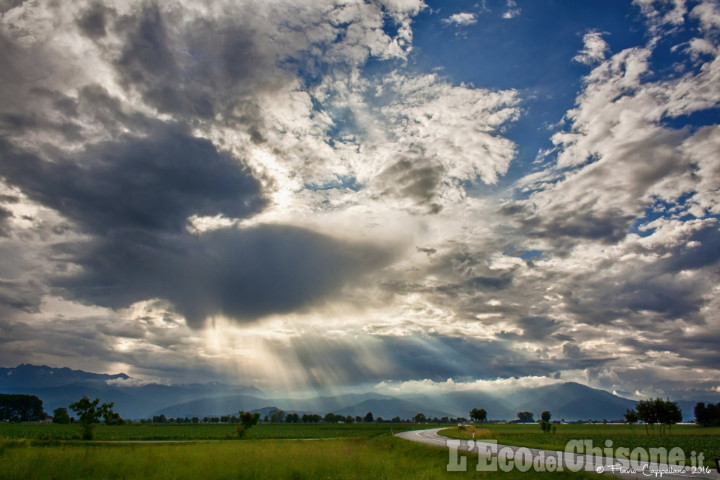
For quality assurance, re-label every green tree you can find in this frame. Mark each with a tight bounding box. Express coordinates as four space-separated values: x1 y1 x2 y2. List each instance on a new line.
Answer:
517 411 534 423
363 411 374 423
695 402 720 427
635 398 681 436
0 394 45 422
414 413 427 423
52 407 71 424
624 408 638 424
69 396 119 440
236 410 260 438
539 410 552 434
469 408 487 424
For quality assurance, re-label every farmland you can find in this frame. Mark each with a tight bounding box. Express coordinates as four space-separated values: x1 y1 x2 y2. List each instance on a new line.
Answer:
0 422 419 441
0 422 716 478
438 423 720 468
0 424 595 480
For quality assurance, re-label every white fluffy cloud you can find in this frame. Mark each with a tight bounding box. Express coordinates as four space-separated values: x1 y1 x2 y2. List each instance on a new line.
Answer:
442 12 478 27
0 0 718 400
573 31 609 65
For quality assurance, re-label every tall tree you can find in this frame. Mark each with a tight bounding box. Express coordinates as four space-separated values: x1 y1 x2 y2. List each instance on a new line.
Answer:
539 410 552 434
69 396 120 439
236 410 260 438
469 408 487 424
0 394 45 422
635 398 682 436
517 411 534 423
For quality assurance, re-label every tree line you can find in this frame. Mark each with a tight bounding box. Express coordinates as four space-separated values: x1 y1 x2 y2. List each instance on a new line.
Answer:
623 398 682 435
0 394 45 422
694 402 720 427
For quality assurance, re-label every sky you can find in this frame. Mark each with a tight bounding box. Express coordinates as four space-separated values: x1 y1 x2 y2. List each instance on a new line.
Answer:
0 0 719 401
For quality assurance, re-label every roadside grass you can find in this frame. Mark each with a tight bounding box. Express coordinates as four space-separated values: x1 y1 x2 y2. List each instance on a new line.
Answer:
438 424 720 468
0 436 599 479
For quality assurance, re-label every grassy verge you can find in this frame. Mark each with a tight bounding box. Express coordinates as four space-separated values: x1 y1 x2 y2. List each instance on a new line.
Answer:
438 424 720 468
0 436 599 479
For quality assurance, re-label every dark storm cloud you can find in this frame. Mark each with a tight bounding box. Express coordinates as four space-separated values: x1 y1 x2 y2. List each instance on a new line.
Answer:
0 280 42 313
113 4 284 136
0 128 392 325
516 317 560 340
77 3 111 39
663 223 720 272
376 155 444 213
0 130 265 234
0 206 12 237
0 0 23 14
52 224 393 326
523 209 636 245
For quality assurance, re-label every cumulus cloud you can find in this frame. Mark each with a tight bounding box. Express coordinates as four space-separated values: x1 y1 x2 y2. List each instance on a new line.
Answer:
573 31 609 65
633 0 687 33
0 0 718 400
442 12 477 27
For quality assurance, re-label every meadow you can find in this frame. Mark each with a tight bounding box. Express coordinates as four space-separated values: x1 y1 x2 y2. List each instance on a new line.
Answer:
1 422 716 478
0 422 419 441
439 423 720 468
0 433 598 480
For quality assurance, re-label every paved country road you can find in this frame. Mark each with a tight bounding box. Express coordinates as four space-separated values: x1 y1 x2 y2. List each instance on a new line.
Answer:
395 428 718 480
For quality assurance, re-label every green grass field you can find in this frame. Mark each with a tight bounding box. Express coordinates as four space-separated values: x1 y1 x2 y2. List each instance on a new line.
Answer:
2 422 716 478
438 423 720 468
0 422 419 441
0 435 598 479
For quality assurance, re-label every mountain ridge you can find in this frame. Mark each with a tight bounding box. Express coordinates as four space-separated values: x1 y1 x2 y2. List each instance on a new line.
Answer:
2 364 714 421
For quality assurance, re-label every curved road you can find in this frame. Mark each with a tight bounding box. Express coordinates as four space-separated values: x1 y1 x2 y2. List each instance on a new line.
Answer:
395 428 717 479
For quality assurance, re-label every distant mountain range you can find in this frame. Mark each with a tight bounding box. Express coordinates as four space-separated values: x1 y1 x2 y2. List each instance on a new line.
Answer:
2 364 715 421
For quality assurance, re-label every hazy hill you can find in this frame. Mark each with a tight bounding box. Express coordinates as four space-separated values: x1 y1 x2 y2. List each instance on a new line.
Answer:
0 364 263 419
154 394 271 418
331 398 453 420
3 364 715 421
0 364 129 389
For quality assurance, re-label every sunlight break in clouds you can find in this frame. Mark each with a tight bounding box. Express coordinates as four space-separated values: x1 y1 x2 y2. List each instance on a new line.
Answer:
0 0 718 402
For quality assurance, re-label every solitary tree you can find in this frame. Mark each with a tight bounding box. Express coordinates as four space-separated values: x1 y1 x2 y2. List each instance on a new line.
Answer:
364 411 374 423
540 410 552 434
236 410 260 438
470 408 487 424
69 396 119 439
414 413 427 423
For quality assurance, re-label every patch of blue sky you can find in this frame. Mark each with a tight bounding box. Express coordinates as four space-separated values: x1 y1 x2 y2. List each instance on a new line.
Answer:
661 107 720 132
502 246 546 261
629 192 698 237
305 175 361 192
409 1 650 192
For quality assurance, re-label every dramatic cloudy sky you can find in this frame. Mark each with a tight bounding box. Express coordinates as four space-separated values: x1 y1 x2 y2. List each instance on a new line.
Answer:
1 0 719 400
